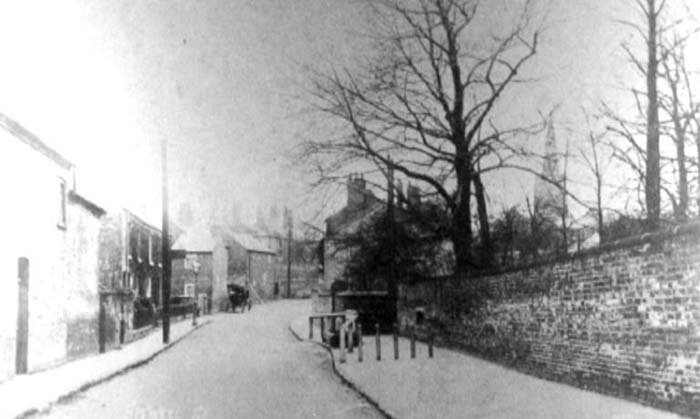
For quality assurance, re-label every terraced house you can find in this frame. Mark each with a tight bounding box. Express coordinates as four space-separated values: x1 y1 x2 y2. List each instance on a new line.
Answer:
97 209 165 349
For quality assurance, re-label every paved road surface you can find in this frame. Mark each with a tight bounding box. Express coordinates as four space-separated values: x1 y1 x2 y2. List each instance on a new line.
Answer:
36 300 383 419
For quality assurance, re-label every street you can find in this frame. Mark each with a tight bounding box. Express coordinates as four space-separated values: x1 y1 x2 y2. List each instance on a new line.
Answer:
36 300 383 419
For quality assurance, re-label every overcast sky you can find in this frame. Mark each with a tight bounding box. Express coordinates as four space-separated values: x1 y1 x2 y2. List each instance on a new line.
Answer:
1 0 698 228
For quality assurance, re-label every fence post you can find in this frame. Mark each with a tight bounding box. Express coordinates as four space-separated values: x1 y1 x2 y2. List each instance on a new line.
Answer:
308 317 313 340
348 321 354 354
358 323 363 363
393 323 399 360
339 324 347 363
375 323 381 361
410 326 416 359
192 302 197 326
429 331 434 358
320 317 325 343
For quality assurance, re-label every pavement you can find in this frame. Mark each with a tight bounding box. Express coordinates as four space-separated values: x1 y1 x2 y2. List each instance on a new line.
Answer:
29 300 383 419
0 316 209 419
289 314 688 419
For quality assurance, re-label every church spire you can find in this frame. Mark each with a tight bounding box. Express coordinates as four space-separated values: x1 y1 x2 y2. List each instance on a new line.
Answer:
534 117 563 214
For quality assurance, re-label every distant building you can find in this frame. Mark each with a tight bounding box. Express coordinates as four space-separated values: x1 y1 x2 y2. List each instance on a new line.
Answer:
323 175 385 290
171 228 228 312
533 118 564 221
0 114 105 380
222 231 278 301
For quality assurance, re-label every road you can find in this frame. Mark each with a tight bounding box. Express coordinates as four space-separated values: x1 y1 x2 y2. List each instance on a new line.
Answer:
36 300 384 419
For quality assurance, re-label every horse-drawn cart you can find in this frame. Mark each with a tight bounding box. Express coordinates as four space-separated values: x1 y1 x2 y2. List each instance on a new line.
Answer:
227 283 251 312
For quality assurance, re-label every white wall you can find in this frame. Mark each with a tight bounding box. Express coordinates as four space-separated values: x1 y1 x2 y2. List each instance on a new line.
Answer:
0 130 72 378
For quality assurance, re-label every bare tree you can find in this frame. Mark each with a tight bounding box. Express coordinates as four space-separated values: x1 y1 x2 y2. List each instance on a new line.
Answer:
658 35 700 220
613 0 665 229
605 0 700 226
303 0 543 275
579 115 610 241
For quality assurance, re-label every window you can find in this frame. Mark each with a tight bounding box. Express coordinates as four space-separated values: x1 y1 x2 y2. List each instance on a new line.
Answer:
148 235 153 265
184 283 195 297
137 231 143 262
57 178 67 229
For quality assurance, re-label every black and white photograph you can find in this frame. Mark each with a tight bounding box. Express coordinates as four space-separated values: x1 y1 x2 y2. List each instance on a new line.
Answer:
1 1 700 418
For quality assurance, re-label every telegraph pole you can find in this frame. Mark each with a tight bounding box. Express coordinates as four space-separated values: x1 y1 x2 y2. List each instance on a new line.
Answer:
286 207 293 298
161 139 171 344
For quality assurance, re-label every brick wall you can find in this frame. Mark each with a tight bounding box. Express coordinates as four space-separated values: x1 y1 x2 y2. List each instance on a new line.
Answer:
398 223 700 417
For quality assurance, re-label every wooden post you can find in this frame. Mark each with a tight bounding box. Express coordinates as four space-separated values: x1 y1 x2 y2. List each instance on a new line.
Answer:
308 317 313 340
192 302 197 326
410 326 416 359
429 331 434 358
16 257 29 374
320 317 325 343
358 323 363 363
375 323 381 361
348 322 354 354
393 324 399 360
339 325 346 363
161 138 171 344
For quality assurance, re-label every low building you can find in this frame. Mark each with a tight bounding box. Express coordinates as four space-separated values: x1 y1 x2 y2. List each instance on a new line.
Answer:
0 113 105 380
171 228 228 312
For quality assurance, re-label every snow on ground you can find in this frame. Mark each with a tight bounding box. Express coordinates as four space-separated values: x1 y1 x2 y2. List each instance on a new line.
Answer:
291 314 685 419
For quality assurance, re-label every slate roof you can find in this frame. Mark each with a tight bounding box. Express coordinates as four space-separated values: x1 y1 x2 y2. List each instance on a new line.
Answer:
230 232 277 254
0 112 73 169
172 228 217 253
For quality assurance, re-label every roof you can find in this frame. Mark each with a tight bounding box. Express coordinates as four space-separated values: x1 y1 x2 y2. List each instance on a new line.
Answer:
122 208 162 235
68 191 106 218
0 113 73 169
172 228 217 252
230 232 277 254
325 198 385 237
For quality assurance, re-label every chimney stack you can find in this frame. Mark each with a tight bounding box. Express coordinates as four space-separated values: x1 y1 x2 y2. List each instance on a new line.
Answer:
347 174 366 210
395 179 404 209
407 184 421 208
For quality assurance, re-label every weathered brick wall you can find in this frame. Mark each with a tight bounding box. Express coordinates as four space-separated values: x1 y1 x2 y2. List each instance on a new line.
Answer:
398 224 700 417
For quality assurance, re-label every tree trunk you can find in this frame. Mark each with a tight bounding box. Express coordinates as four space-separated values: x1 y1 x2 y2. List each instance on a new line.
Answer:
473 173 493 268
670 84 688 221
452 151 473 277
645 0 661 230
696 127 700 213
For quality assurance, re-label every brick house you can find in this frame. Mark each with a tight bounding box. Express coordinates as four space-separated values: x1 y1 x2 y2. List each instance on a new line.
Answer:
0 113 105 380
323 175 384 290
171 228 228 312
97 208 163 347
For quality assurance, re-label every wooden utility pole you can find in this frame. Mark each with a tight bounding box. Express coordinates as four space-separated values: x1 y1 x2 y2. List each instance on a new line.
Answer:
286 207 293 298
161 139 171 344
